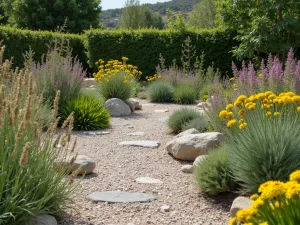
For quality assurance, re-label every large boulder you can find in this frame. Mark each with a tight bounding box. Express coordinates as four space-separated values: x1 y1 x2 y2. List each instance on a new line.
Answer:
165 132 224 161
127 98 142 112
105 98 131 117
230 196 252 218
175 128 200 138
30 214 57 225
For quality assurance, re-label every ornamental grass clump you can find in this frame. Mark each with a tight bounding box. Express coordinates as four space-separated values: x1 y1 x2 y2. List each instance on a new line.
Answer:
147 81 174 103
230 170 300 225
194 147 238 195
0 46 77 225
60 95 110 131
219 91 300 193
94 57 142 101
173 84 197 104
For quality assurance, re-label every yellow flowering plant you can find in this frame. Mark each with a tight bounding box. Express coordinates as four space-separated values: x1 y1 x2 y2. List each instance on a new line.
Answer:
230 170 300 225
146 74 162 82
93 57 142 101
219 91 300 193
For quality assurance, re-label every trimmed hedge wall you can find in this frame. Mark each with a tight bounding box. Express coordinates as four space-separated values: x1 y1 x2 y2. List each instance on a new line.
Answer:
85 29 238 76
0 26 88 71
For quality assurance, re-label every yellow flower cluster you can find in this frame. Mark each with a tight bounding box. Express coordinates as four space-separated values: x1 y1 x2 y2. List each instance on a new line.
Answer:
146 74 162 82
93 57 142 86
229 170 300 225
219 91 300 129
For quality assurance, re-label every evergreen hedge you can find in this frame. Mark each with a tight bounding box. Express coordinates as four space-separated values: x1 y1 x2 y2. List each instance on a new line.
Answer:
0 26 88 71
85 29 238 76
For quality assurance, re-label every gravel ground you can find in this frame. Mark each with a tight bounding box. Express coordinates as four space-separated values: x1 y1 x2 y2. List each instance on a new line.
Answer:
59 99 236 225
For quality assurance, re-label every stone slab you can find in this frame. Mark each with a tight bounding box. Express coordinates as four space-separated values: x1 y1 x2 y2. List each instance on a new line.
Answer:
83 131 110 135
119 140 160 148
86 191 157 203
158 117 169 124
127 132 146 136
154 109 169 113
135 177 163 184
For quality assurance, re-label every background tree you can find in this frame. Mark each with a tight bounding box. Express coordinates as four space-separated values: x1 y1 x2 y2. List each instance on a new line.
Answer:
187 0 216 29
1 0 101 33
166 8 186 31
118 0 164 29
215 0 300 61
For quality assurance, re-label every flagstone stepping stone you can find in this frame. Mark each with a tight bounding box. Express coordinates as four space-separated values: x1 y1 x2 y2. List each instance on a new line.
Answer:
127 132 146 136
111 122 131 126
159 116 169 123
86 191 157 203
119 140 160 148
154 109 169 113
136 177 163 184
83 131 110 135
142 103 157 106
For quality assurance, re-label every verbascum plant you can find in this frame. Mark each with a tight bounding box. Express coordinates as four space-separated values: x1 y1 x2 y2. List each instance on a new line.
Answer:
220 91 300 193
230 170 300 225
0 45 77 225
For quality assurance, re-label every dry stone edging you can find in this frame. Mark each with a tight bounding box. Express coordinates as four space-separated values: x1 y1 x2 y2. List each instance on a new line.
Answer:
165 132 225 161
105 98 131 117
86 191 157 203
119 140 161 148
230 196 252 218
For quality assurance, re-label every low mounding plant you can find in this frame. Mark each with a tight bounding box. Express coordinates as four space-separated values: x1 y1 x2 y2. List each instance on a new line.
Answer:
94 58 141 101
0 46 76 225
168 108 202 133
182 116 208 132
25 41 85 106
147 81 174 102
230 170 300 225
219 91 300 193
194 147 237 195
60 96 110 130
174 84 197 104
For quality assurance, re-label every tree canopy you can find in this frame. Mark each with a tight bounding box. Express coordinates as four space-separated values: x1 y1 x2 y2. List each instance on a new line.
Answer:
1 0 102 33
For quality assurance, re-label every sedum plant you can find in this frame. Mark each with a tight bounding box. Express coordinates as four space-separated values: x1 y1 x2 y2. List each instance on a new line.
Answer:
219 91 300 193
0 46 77 225
60 95 110 131
230 170 300 225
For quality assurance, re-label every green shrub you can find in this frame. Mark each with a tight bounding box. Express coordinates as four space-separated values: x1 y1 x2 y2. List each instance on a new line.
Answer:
199 83 217 101
168 108 201 133
60 96 110 130
26 43 85 107
81 88 104 102
0 49 75 224
147 81 174 102
174 84 197 104
97 72 133 101
85 29 238 76
194 147 238 195
182 116 208 132
137 91 147 99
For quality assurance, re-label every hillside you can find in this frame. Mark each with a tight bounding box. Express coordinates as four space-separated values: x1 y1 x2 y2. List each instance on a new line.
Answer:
100 0 200 29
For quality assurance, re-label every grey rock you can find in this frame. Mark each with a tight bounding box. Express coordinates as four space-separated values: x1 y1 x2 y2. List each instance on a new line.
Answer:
175 128 200 138
119 140 160 148
86 191 157 203
105 98 131 117
193 155 207 167
165 132 225 161
71 155 96 175
127 132 146 136
159 117 169 124
160 205 170 212
136 177 163 184
230 196 252 218
180 165 193 173
127 98 142 112
30 214 57 225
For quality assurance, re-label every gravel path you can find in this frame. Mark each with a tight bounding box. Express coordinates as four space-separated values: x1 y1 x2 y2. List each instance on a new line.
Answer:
59 100 235 225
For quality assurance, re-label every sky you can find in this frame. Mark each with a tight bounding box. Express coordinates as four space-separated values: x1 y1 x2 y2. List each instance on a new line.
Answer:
101 0 169 10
